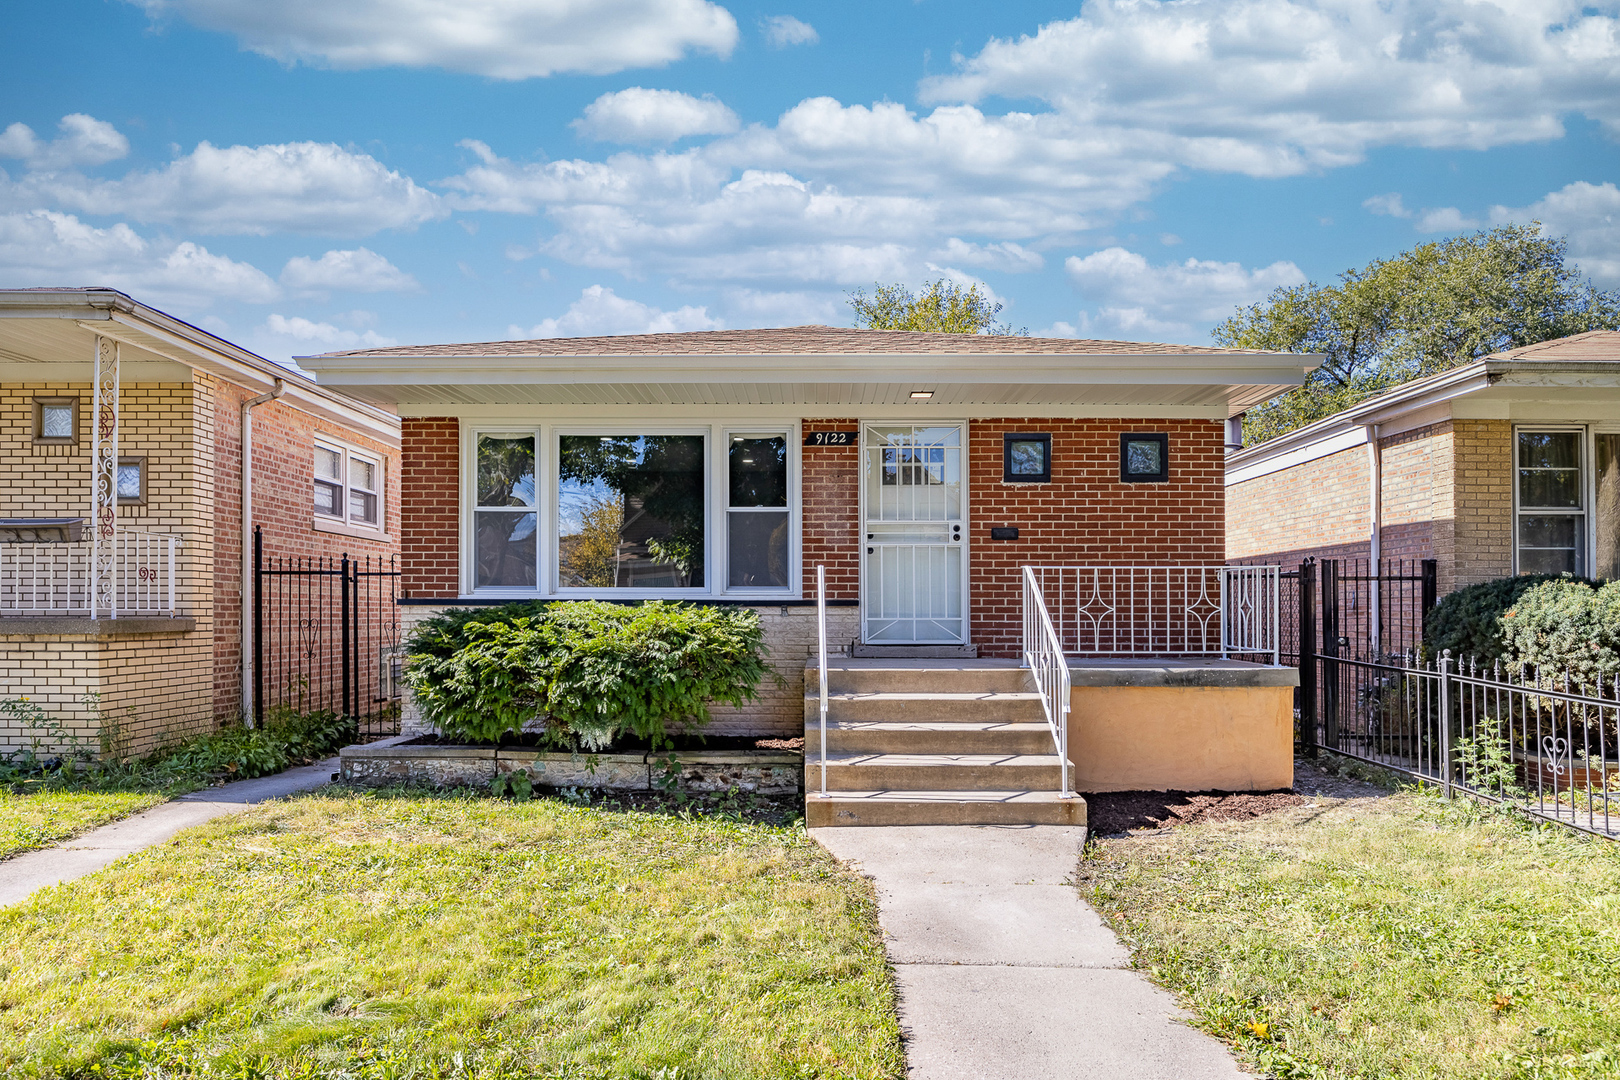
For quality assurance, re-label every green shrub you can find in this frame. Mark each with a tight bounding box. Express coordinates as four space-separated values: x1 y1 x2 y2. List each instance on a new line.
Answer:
405 600 769 749
1424 574 1590 663
1499 578 1620 691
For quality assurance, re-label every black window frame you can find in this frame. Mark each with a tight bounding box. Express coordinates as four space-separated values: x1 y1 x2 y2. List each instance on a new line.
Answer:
1119 433 1169 483
1002 433 1052 484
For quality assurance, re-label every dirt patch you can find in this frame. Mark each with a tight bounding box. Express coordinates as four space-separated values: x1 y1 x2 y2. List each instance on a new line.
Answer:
1085 789 1309 835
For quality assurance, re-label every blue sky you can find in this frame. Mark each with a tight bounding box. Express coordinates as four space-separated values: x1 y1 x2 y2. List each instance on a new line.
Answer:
1 0 1616 365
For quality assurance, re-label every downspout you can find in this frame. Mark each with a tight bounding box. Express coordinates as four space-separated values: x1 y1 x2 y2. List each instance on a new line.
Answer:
241 379 286 727
1366 423 1382 658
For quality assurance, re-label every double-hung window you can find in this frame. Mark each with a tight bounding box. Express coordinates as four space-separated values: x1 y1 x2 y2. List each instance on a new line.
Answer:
474 433 538 588
315 440 383 530
727 432 790 589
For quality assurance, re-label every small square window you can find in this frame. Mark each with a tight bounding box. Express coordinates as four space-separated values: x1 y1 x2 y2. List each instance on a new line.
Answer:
1003 434 1051 483
1119 433 1169 483
33 397 78 444
117 456 146 505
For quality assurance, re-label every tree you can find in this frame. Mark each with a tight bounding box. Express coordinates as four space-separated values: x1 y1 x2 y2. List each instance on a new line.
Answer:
1216 223 1620 445
848 278 1027 335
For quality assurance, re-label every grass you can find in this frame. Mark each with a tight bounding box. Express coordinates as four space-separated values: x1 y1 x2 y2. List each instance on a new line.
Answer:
1081 777 1620 1080
0 786 903 1080
0 789 166 859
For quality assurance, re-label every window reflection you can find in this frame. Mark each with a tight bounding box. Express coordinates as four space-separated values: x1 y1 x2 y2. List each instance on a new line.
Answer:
558 435 705 588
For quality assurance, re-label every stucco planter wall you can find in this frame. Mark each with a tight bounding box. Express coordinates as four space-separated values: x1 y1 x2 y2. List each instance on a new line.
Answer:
341 737 803 794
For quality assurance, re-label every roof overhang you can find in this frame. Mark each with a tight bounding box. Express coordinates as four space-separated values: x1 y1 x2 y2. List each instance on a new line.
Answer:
297 348 1320 415
0 289 400 445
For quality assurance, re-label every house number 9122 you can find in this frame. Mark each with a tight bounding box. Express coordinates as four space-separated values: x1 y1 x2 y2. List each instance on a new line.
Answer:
803 431 857 446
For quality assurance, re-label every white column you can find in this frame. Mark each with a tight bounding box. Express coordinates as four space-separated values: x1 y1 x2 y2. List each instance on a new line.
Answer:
91 335 119 617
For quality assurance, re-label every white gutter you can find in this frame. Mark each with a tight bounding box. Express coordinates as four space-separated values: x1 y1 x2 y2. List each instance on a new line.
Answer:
241 378 285 727
1366 424 1381 656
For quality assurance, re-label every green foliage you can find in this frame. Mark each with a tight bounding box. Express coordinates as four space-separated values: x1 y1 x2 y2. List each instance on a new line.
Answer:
405 600 769 750
848 278 1027 335
489 767 533 801
1217 223 1620 445
1500 578 1620 692
1424 574 1586 664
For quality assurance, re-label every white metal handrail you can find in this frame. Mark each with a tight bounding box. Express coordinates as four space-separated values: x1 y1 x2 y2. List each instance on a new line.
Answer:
816 563 829 796
0 530 182 617
1024 565 1280 664
1022 566 1074 798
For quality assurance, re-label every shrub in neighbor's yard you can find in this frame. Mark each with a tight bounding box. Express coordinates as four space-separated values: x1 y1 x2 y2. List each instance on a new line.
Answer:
1500 577 1620 690
405 600 769 749
1423 573 1591 663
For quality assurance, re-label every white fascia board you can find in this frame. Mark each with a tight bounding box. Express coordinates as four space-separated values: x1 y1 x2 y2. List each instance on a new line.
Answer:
1225 424 1369 485
396 402 1234 421
298 351 1319 390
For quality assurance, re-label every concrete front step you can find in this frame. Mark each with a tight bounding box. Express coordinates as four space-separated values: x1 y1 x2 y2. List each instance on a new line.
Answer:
803 720 1057 755
805 790 1087 827
822 752 1067 791
810 661 1033 695
806 691 1046 724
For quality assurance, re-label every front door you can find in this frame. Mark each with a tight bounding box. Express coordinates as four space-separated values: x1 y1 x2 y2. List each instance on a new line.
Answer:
861 423 967 643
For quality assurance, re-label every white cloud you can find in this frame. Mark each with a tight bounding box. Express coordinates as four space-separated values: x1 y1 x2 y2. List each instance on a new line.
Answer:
0 114 129 170
1415 206 1482 232
935 237 1044 272
509 284 723 338
8 140 446 236
718 286 840 326
572 88 740 144
1363 192 1412 218
761 15 818 48
280 247 418 293
128 0 738 78
1494 180 1620 287
264 313 397 349
921 0 1620 175
1064 247 1305 340
0 209 278 307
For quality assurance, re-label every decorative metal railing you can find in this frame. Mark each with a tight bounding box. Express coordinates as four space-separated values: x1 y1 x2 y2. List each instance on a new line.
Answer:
0 530 181 617
1022 566 1074 798
1023 564 1281 663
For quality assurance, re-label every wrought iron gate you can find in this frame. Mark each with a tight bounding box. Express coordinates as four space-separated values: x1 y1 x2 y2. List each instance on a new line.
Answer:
253 526 402 736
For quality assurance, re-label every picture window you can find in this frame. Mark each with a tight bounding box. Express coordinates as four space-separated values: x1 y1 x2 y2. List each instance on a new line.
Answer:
1119 433 1169 483
557 434 705 589
1003 434 1051 483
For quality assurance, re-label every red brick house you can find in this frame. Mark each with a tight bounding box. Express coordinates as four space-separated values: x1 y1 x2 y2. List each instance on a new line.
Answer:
0 289 400 756
1227 331 1620 603
307 328 1309 822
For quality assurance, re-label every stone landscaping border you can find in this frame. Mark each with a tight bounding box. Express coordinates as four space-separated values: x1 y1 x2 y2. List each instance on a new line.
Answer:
340 736 803 794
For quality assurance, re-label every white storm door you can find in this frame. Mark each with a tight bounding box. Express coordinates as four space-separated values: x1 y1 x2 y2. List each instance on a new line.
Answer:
862 423 967 643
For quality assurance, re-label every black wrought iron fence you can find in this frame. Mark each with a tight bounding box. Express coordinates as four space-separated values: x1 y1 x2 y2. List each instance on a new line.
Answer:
253 526 401 737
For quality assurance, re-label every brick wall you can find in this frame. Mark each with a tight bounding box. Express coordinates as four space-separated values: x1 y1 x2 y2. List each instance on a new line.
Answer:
1227 440 1373 567
968 418 1226 658
801 419 860 601
401 417 460 599
1452 419 1512 590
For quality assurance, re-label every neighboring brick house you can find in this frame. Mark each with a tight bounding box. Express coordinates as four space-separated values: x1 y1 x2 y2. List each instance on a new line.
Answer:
1226 331 1620 602
302 327 1314 738
0 289 399 756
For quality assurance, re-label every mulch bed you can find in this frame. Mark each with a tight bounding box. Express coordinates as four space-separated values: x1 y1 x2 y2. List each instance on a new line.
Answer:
1085 789 1310 835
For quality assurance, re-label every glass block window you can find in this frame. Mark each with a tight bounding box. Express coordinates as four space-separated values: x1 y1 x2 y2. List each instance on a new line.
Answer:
1517 430 1584 574
1119 433 1169 483
727 433 789 589
557 434 705 589
474 434 537 588
1003 434 1051 483
117 457 145 504
33 397 77 444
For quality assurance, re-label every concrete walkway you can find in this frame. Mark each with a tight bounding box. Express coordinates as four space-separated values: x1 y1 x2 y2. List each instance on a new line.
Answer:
0 758 338 908
813 825 1246 1080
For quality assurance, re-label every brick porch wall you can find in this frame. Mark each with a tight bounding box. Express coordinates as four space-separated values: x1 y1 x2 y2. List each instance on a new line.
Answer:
968 418 1227 658
801 419 859 602
401 417 460 599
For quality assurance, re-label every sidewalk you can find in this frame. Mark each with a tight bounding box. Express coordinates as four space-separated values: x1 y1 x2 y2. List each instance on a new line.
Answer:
812 825 1246 1080
0 758 338 908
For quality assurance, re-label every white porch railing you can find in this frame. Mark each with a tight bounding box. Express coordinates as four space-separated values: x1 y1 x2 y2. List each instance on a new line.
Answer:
0 530 182 617
1021 566 1074 798
1023 565 1281 664
816 563 829 797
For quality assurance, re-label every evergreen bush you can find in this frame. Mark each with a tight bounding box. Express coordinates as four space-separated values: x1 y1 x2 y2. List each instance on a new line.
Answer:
1499 578 1620 691
404 600 768 749
1423 574 1587 663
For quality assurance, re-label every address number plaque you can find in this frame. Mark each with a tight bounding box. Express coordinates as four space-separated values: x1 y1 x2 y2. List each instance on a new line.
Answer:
803 430 858 446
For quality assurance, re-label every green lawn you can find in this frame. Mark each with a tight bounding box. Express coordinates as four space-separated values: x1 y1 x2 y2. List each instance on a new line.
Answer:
0 787 903 1080
0 789 165 860
1082 781 1620 1080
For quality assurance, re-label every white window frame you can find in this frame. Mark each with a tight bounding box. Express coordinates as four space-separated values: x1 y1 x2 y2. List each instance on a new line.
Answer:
1512 424 1590 577
458 420 803 600
313 437 387 538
